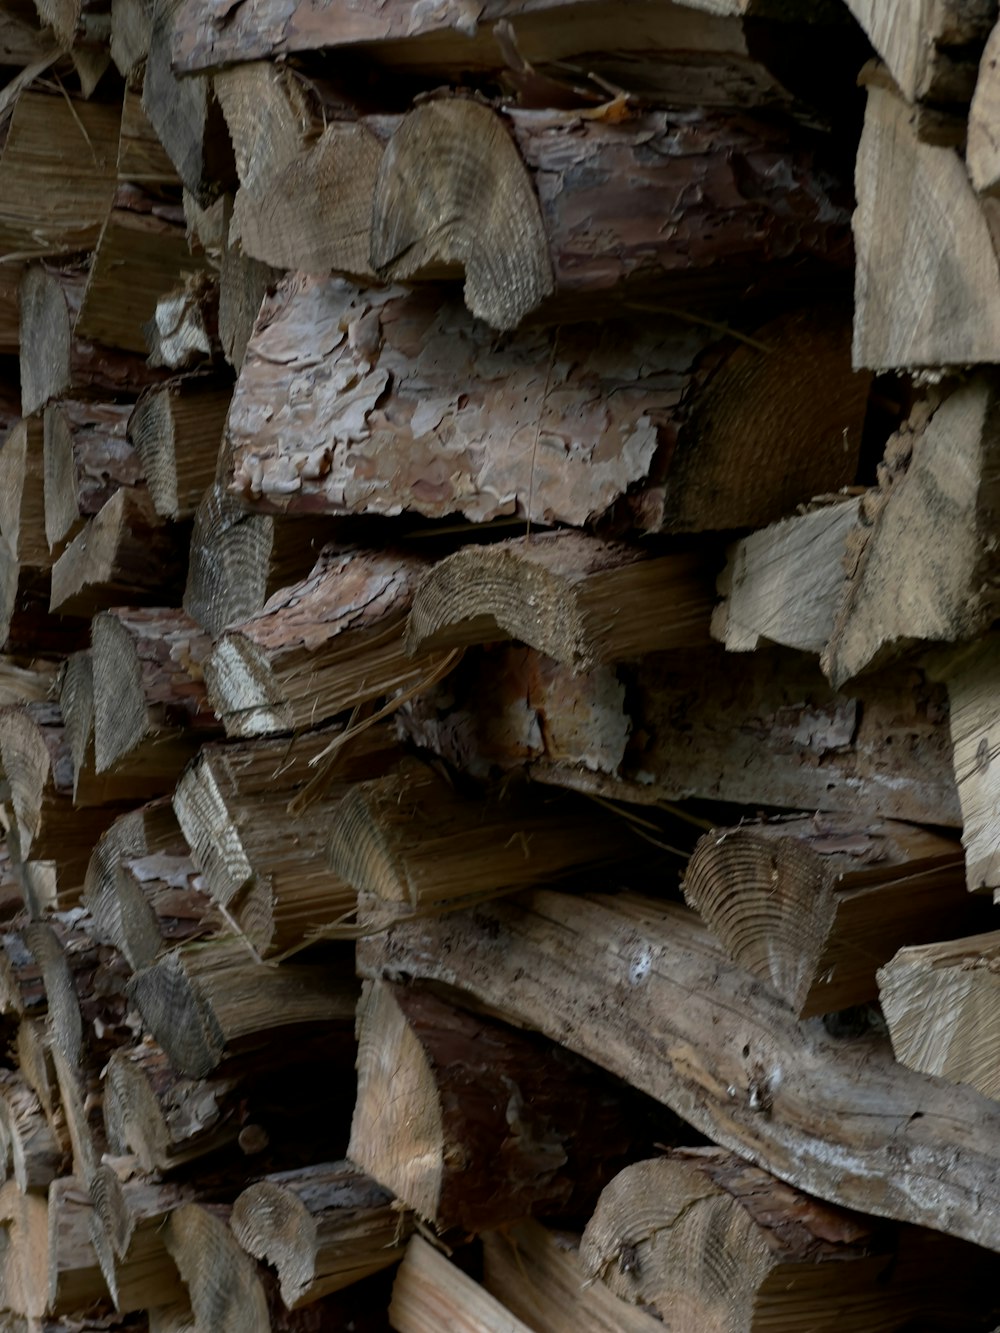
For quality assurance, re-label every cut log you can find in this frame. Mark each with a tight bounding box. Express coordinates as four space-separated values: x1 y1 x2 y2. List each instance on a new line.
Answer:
205 547 445 739
91 607 216 783
683 815 978 1017
581 1148 997 1331
117 85 179 188
127 936 358 1077
218 226 276 373
0 0 53 65
350 978 652 1233
172 723 399 956
183 481 334 637
969 20 1000 196
0 418 49 580
407 532 712 669
89 1174 190 1313
713 498 860 654
46 1176 109 1316
42 400 138 553
0 1071 64 1193
128 377 231 520
843 1 995 107
482 1220 661 1333
0 90 119 258
878 930 1000 1100
231 1162 410 1308
49 486 189 618
823 379 1000 688
360 888 1000 1251
146 270 221 371
390 1234 532 1333
0 1178 49 1318
227 276 867 533
164 1202 269 1333
110 0 152 79
331 760 642 921
853 75 1000 369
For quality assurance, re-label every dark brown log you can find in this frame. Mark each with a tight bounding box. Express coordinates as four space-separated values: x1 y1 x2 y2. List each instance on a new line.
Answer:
226 277 867 533
231 1162 410 1308
42 399 138 553
205 547 444 739
359 887 1000 1252
407 532 712 669
0 1178 50 1318
350 978 655 1233
172 723 399 957
683 816 981 1016
128 376 231 520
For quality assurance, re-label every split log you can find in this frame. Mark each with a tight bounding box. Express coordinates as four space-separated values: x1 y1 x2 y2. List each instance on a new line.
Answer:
0 1072 64 1192
350 979 652 1233
390 1234 532 1333
683 816 978 1017
407 532 712 669
205 547 445 739
163 1202 269 1333
110 0 152 79
46 1176 109 1315
146 270 221 371
231 1162 410 1308
0 1179 49 1318
331 760 642 921
969 20 1000 196
853 74 1000 368
172 723 399 956
49 486 189 618
0 418 52 647
117 85 178 189
49 1040 106 1188
878 930 1000 1100
42 400 138 553
0 0 53 65
713 498 860 654
407 644 961 826
128 377 231 520
218 222 276 374
581 1149 997 1331
183 482 335 637
15 1018 58 1141
91 607 216 786
0 90 119 258
822 379 1000 688
89 1174 190 1312
482 1220 662 1332
843 1 995 107
127 936 358 1077
227 276 867 533
360 887 1000 1252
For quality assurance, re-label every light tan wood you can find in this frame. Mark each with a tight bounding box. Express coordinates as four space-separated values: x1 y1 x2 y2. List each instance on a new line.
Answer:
164 1202 269 1333
46 1176 109 1315
0 1178 49 1317
843 1 994 105
879 930 1000 1100
90 1173 190 1313
0 419 49 576
713 499 860 654
391 1234 533 1333
110 0 152 79
969 21 1000 197
853 77 1000 369
128 376 230 520
0 1071 63 1193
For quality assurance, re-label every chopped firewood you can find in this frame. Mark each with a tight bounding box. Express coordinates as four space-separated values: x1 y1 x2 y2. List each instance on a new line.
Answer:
110 0 152 79
127 376 230 520
390 1234 532 1333
217 223 276 373
47 1176 109 1316
42 400 138 552
843 1 995 107
0 1070 65 1192
163 1202 269 1332
89 1173 191 1313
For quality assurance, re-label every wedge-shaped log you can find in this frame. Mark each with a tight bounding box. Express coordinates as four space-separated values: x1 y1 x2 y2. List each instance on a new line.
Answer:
0 1071 63 1193
969 20 1000 196
89 1174 191 1313
47 1176 109 1316
173 724 398 956
128 376 231 520
391 1234 533 1333
117 84 178 188
164 1202 269 1333
683 816 978 1017
183 482 334 637
360 889 1000 1251
227 276 867 533
879 930 1000 1101
218 225 276 373
231 1162 410 1308
0 1177 50 1317
581 1149 997 1331
713 499 860 654
0 417 53 650
91 608 216 785
853 75 1000 368
206 547 441 739
127 936 357 1077
50 486 189 618
331 760 642 918
408 532 711 669
350 979 652 1233
844 1 995 108
822 378 1000 688
482 1219 661 1333
43 400 138 552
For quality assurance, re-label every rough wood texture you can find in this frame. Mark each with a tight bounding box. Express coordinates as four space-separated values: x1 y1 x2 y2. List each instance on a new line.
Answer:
231 1162 410 1308
361 888 1000 1252
89 1175 190 1314
822 379 1000 688
206 547 441 739
713 499 860 654
49 487 189 618
227 276 866 533
482 1220 661 1333
683 816 976 1016
128 377 230 520
0 1071 64 1192
879 930 1000 1101
0 1179 49 1317
0 419 50 578
218 226 276 373
843 1 996 105
969 19 1000 194
127 936 357 1077
46 1176 109 1316
42 400 138 553
407 532 711 669
853 77 1000 369
390 1234 532 1333
581 1148 996 1331
164 1202 268 1333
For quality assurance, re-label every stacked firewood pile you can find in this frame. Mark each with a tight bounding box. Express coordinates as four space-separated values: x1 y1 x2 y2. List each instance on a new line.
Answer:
2 0 1000 1328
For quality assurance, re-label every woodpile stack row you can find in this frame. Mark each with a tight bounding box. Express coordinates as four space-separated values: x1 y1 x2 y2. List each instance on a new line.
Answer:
1 0 1000 1328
